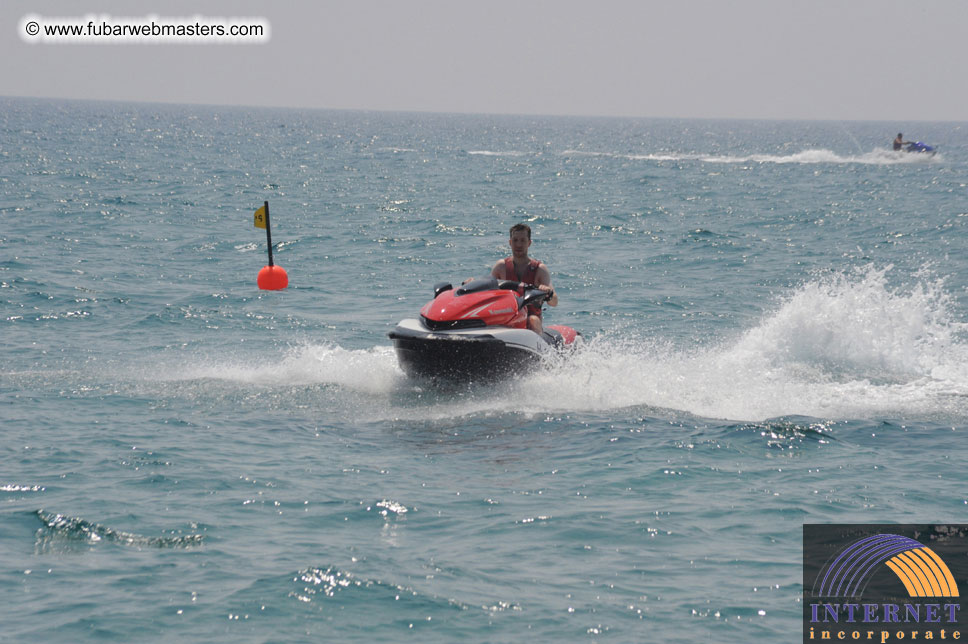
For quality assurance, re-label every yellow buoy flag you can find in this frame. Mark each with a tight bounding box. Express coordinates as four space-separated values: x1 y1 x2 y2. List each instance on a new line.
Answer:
254 205 267 229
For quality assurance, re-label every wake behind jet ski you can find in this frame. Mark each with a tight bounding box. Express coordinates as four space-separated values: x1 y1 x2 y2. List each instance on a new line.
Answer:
389 278 582 382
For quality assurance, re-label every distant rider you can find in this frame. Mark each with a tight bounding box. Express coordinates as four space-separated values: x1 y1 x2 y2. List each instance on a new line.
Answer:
490 223 558 335
893 133 910 151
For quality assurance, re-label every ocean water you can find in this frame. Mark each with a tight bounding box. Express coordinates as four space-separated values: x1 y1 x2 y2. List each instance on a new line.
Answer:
2 97 967 642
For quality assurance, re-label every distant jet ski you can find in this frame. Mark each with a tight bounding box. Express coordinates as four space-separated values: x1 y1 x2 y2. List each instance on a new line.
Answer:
904 141 937 155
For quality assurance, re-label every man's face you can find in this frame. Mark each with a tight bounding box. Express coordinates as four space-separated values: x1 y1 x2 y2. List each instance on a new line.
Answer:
509 230 531 257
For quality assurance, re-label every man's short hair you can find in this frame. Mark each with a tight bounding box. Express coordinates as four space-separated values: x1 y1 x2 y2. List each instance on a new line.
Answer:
509 223 531 239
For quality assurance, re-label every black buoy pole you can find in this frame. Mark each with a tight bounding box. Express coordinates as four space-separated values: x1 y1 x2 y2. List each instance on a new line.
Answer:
263 200 274 266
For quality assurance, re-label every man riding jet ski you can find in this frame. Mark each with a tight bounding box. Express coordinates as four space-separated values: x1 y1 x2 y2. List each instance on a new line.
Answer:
389 223 580 381
894 133 937 155
388 278 581 381
488 223 557 335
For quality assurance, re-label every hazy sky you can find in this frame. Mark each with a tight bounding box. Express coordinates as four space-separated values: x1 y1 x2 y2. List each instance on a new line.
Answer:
5 0 968 121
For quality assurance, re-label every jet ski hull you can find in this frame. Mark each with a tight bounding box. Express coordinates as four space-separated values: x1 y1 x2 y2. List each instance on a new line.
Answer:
389 317 572 381
905 141 937 155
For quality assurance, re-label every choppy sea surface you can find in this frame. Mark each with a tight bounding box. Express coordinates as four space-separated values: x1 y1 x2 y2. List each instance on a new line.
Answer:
2 97 967 642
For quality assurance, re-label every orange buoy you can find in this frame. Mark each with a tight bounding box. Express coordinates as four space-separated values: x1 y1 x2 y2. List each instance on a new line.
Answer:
254 200 289 290
257 264 288 290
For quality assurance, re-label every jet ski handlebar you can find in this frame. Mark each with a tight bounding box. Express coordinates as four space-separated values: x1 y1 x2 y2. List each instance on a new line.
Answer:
520 286 552 308
441 278 553 306
455 277 529 295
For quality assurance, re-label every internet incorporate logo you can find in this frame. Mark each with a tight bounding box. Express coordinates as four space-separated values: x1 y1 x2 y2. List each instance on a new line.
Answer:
817 534 959 599
804 525 967 644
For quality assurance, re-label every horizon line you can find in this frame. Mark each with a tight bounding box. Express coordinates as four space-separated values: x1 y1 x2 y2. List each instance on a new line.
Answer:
2 93 964 126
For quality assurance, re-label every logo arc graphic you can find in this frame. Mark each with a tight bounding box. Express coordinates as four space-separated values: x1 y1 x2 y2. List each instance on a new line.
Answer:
816 533 960 599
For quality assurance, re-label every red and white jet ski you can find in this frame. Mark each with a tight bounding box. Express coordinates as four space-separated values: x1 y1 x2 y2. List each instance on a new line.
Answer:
389 278 582 381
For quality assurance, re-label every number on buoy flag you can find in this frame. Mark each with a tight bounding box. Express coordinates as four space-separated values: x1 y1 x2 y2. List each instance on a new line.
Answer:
254 205 267 229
